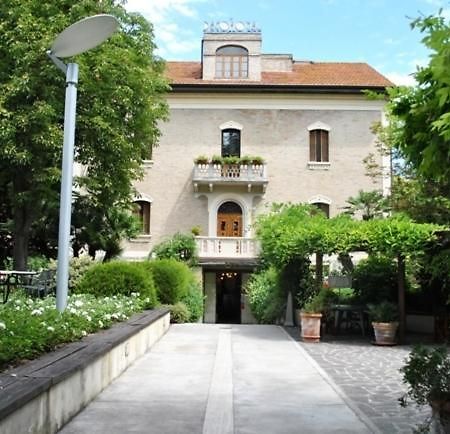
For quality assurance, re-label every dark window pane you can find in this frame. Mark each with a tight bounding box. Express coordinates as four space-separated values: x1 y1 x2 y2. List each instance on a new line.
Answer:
219 201 242 214
222 129 241 157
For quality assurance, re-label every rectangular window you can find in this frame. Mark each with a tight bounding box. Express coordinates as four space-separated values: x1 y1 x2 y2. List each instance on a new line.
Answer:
309 130 329 162
133 202 151 235
222 129 241 157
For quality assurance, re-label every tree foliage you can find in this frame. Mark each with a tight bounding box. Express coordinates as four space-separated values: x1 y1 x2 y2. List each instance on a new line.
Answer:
255 203 441 265
343 190 389 220
388 13 450 183
150 232 198 266
0 0 169 268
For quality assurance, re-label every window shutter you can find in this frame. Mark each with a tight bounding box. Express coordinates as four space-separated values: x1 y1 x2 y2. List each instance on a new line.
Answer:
309 131 316 161
322 130 329 162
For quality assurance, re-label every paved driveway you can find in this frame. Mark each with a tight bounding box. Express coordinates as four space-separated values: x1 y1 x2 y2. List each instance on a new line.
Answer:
285 329 431 434
59 324 375 434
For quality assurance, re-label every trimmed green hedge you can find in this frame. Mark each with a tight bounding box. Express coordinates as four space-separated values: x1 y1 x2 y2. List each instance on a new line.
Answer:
75 261 158 308
140 259 191 305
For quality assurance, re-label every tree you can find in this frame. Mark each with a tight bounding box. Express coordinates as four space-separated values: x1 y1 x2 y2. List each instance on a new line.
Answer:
0 0 168 269
344 189 389 221
389 12 450 184
71 194 140 261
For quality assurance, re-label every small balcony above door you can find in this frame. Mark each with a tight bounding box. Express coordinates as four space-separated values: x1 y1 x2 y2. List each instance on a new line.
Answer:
192 161 268 193
196 236 260 262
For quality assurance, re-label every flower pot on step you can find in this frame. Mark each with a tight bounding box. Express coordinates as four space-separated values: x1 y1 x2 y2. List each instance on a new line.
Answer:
372 321 399 345
300 312 322 343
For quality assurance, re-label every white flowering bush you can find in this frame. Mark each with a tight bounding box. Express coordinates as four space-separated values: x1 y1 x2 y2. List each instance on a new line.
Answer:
0 292 147 369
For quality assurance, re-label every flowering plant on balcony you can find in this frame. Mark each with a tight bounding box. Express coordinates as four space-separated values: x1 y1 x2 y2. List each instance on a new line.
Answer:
194 155 265 166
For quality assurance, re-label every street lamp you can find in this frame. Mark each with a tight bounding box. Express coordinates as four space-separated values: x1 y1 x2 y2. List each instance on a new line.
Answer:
47 15 119 312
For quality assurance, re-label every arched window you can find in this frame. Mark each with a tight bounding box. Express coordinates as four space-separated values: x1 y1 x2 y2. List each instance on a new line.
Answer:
222 128 241 157
309 129 329 162
215 45 248 79
133 200 151 234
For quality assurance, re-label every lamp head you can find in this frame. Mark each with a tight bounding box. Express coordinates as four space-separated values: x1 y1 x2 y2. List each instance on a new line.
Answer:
50 14 119 58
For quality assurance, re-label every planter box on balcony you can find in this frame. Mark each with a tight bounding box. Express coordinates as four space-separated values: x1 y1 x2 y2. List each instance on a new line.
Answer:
192 163 268 193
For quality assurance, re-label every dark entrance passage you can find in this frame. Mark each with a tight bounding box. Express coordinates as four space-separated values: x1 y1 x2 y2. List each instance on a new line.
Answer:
216 271 241 324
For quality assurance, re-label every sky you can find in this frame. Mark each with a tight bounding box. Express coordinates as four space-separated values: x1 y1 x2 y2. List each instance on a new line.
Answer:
124 0 450 86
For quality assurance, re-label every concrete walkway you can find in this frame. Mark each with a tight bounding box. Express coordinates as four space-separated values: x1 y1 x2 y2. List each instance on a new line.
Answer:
59 324 376 434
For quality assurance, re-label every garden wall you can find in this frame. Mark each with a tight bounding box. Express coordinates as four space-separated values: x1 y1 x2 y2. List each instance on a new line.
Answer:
0 308 170 434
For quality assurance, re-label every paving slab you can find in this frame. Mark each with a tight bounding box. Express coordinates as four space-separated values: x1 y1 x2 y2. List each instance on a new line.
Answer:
284 328 432 434
59 324 374 434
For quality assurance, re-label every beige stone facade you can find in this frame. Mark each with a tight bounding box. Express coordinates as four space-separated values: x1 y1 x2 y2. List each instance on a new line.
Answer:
123 23 392 324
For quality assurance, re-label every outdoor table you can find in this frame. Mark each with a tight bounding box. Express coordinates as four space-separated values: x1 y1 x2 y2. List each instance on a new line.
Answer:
0 270 38 303
332 304 368 336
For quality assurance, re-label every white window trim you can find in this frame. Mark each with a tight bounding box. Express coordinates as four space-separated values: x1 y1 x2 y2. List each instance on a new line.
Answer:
308 195 332 205
219 121 243 131
307 121 331 132
307 161 331 170
133 193 153 203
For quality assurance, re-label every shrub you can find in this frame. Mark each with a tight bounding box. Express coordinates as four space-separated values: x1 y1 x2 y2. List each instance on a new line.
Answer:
367 301 399 322
75 261 157 308
302 287 337 314
150 232 198 266
400 346 450 407
49 255 95 292
164 302 190 323
245 267 285 324
27 255 50 271
181 278 204 322
352 255 398 304
141 259 191 304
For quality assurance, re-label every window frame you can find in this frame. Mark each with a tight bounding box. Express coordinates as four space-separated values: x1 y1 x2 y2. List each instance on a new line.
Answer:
312 202 330 218
133 200 151 235
215 45 249 79
309 129 329 163
221 128 241 157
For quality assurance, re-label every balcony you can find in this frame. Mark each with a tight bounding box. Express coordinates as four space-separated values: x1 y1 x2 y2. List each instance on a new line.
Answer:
196 236 260 262
193 163 268 193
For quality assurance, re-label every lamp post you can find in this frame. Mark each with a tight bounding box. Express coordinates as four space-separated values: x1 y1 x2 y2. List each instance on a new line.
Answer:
48 15 119 312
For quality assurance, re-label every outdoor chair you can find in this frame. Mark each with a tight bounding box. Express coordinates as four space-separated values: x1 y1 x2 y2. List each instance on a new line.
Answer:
21 269 56 298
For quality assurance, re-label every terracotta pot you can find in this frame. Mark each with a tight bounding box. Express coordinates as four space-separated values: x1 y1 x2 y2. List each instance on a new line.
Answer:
300 312 322 343
372 321 399 345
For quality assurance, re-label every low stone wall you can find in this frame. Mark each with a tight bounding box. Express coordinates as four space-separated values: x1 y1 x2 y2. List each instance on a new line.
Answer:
0 308 170 434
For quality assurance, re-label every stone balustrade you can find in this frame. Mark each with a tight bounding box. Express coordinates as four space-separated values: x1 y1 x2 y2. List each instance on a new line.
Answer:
196 236 260 260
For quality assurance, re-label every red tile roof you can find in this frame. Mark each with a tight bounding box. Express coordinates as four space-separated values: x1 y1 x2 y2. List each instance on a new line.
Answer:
165 61 393 88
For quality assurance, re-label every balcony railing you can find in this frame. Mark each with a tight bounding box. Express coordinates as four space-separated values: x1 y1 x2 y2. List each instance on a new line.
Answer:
196 236 260 260
192 163 268 192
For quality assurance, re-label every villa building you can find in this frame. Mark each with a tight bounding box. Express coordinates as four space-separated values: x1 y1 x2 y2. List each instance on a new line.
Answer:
124 21 392 324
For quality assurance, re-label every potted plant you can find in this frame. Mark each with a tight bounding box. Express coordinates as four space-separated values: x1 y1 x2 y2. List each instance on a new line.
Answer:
211 155 223 165
299 287 334 343
194 155 209 165
368 301 399 345
251 156 265 165
239 155 252 166
400 345 450 433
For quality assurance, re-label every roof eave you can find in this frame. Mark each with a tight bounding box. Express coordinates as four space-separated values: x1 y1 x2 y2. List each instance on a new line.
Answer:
169 83 391 94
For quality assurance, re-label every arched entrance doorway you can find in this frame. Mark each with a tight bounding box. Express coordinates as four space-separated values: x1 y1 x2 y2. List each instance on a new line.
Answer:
217 201 242 237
